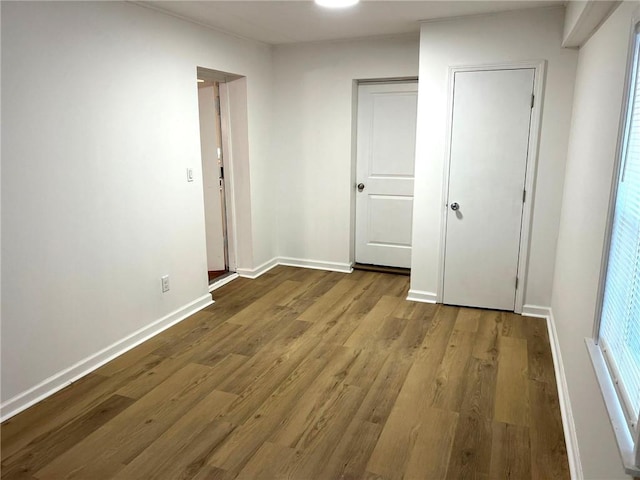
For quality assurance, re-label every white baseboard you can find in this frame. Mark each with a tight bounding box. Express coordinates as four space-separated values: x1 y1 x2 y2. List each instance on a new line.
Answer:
208 272 239 293
236 258 278 279
522 305 583 480
0 257 402 421
237 257 353 279
0 293 214 422
277 257 353 273
521 304 552 319
406 289 437 303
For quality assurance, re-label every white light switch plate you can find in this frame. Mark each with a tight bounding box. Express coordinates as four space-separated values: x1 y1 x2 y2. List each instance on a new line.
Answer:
186 168 194 182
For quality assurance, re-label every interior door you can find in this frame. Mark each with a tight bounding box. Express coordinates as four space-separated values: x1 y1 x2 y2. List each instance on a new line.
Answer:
198 83 227 273
443 68 535 310
355 81 418 269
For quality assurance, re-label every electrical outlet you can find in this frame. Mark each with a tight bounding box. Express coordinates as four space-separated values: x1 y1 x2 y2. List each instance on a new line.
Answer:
161 275 170 293
186 168 194 182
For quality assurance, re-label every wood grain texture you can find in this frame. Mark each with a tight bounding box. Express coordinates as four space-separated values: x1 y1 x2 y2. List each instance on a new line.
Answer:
0 266 569 480
494 336 530 427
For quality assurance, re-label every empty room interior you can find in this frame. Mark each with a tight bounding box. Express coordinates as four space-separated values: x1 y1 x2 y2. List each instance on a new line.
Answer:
2 0 640 479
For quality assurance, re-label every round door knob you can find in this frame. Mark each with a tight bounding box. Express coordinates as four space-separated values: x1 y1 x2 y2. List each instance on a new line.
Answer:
357 183 365 192
450 202 460 211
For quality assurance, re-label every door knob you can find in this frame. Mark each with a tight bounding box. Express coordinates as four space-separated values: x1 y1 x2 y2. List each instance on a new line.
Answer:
450 202 460 211
357 183 365 192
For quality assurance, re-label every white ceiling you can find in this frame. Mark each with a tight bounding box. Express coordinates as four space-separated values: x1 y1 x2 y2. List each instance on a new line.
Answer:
139 1 565 45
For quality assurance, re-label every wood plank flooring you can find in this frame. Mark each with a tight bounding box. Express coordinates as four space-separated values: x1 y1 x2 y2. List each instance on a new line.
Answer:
1 266 570 479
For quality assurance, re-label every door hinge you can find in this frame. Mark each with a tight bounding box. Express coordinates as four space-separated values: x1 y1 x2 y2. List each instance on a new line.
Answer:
215 96 221 114
516 276 519 289
531 94 535 109
522 189 526 203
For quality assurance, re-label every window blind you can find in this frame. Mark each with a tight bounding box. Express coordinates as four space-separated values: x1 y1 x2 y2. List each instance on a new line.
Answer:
600 28 640 430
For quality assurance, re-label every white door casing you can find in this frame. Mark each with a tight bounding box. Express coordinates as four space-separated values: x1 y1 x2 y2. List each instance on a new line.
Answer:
355 82 418 269
442 68 535 311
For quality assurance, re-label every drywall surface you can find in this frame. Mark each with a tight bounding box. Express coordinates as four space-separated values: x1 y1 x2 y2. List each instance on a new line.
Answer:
565 1 589 34
552 2 636 478
563 0 620 47
412 7 578 306
272 35 419 265
1 1 273 404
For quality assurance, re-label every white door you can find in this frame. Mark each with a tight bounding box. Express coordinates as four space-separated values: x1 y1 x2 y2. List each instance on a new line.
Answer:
355 82 418 269
198 84 226 272
443 69 535 310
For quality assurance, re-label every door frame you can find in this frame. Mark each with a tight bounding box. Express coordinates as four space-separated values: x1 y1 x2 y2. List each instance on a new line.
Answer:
197 67 243 286
437 60 546 313
349 76 419 267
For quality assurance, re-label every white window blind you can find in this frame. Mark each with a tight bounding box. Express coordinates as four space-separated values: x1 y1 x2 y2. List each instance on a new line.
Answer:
599 27 640 431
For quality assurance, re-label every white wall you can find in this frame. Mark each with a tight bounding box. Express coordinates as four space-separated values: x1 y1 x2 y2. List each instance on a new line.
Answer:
411 7 578 308
1 1 274 408
272 35 419 267
564 0 590 38
552 2 638 478
563 0 621 48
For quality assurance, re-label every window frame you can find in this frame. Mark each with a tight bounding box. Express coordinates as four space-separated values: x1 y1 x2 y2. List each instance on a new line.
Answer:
590 16 640 477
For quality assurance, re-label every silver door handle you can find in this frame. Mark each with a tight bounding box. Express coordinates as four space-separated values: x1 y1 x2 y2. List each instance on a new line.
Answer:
357 183 365 192
450 202 460 211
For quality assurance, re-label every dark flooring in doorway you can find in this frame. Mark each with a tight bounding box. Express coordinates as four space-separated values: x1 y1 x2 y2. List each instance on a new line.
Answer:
208 270 228 283
353 263 410 276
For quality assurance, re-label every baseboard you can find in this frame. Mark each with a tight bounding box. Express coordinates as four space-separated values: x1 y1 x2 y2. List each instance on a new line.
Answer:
236 258 278 279
521 304 552 318
277 257 353 273
406 289 437 304
0 293 214 422
522 305 583 480
208 272 239 293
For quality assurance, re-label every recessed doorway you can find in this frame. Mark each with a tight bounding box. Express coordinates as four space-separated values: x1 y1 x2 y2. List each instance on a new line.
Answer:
198 80 228 284
196 67 242 290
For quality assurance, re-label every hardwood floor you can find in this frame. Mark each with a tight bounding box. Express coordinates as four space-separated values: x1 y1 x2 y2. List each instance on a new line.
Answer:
1 266 570 479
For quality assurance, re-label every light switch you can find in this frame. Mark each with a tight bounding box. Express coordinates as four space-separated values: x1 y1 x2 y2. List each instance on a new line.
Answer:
186 168 194 182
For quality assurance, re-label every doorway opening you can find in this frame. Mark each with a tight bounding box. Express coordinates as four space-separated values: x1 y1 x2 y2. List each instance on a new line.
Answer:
351 78 418 274
196 67 242 290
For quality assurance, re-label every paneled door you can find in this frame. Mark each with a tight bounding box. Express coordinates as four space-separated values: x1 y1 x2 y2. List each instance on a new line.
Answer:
443 68 535 310
355 81 418 269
